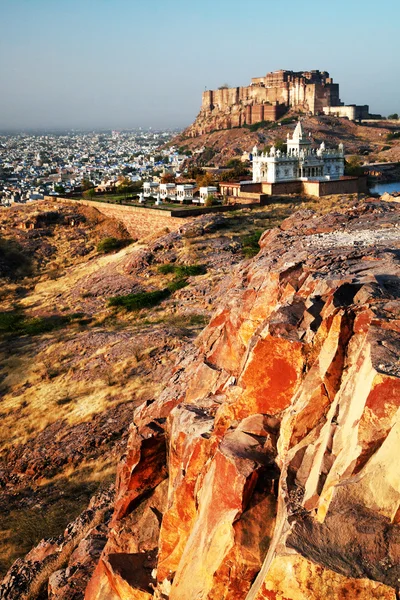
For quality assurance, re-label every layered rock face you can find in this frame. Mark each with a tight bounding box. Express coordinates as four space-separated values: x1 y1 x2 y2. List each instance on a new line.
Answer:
83 200 399 599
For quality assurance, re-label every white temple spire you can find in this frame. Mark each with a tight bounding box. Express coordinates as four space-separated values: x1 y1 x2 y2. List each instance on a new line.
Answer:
292 120 304 140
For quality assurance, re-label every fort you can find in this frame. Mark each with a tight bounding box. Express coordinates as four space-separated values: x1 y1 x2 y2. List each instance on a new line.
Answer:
186 69 370 136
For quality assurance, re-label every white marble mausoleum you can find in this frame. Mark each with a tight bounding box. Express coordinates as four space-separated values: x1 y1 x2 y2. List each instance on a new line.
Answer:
252 121 345 184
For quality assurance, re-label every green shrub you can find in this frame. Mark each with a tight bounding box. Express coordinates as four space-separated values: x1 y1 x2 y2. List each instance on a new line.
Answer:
108 289 170 311
0 310 24 333
109 264 206 311
157 263 206 278
157 263 176 275
97 237 132 254
174 264 206 278
0 310 81 337
244 120 272 132
280 117 297 125
167 279 189 293
387 131 400 141
204 195 216 207
241 230 263 258
0 237 33 280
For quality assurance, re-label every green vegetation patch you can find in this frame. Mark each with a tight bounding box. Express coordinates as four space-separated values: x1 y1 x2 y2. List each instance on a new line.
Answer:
0 237 34 280
0 309 83 337
243 120 272 132
108 264 206 311
157 263 206 278
108 289 170 311
241 230 263 258
387 131 400 141
167 279 189 293
97 237 132 254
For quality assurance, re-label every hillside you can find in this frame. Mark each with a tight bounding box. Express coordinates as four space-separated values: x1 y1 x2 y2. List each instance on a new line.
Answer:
0 193 399 599
0 194 352 584
172 114 400 168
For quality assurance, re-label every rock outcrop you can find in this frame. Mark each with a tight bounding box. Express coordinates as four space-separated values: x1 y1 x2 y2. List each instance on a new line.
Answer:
80 199 400 600
3 199 399 599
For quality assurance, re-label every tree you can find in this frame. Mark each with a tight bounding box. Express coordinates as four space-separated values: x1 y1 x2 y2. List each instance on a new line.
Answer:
161 173 176 184
204 194 216 207
186 166 204 180
81 178 94 191
388 113 399 120
196 172 214 188
219 159 250 182
275 139 287 153
345 155 364 176
53 184 65 194
83 188 96 200
117 176 134 201
218 83 230 90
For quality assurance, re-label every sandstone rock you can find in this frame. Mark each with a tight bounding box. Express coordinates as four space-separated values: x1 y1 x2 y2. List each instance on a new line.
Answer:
255 553 396 600
80 201 400 598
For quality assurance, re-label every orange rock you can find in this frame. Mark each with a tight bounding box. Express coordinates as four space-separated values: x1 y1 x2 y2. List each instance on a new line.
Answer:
83 202 400 600
256 553 396 600
157 404 217 581
238 335 304 417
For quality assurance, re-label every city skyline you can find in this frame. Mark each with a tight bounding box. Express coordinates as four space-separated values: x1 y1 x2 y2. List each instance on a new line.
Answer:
1 0 399 130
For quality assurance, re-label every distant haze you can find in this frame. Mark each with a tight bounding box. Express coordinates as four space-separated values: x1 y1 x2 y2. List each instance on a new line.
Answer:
1 0 399 130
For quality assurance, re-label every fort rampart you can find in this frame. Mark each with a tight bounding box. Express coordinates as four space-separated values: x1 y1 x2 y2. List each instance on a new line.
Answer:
186 69 342 136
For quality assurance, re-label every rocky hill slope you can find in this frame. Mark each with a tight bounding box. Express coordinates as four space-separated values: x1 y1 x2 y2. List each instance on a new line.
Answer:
173 114 400 167
2 196 399 599
0 195 333 589
86 199 400 600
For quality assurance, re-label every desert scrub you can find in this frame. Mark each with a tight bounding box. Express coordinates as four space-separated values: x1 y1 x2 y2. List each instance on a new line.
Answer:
241 230 263 258
108 279 190 312
109 289 170 311
108 263 206 312
167 279 189 293
0 236 34 280
0 309 84 337
157 263 206 277
97 236 132 254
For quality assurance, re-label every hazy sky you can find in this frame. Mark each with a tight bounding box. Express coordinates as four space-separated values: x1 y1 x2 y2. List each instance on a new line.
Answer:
1 0 399 130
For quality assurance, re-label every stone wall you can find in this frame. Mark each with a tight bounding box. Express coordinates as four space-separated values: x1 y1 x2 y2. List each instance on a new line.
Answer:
52 197 266 238
51 198 186 239
302 176 367 196
262 181 302 195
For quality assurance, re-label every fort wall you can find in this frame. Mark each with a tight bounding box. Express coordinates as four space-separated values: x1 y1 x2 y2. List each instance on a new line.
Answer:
188 70 344 136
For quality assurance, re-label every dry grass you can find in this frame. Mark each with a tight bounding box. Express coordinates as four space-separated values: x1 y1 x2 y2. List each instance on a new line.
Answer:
0 457 116 575
0 328 164 453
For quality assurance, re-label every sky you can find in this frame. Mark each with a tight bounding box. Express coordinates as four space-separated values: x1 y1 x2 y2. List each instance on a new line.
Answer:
1 0 399 130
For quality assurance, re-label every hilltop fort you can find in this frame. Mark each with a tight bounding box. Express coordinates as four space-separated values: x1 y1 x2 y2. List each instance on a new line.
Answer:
186 69 370 136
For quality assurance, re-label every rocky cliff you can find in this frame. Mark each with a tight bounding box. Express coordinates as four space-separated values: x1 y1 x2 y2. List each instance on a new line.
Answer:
81 200 400 600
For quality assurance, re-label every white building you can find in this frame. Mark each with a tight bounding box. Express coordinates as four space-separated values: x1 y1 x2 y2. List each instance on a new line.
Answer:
198 186 218 204
252 121 344 184
176 184 194 203
159 183 176 200
143 181 160 197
